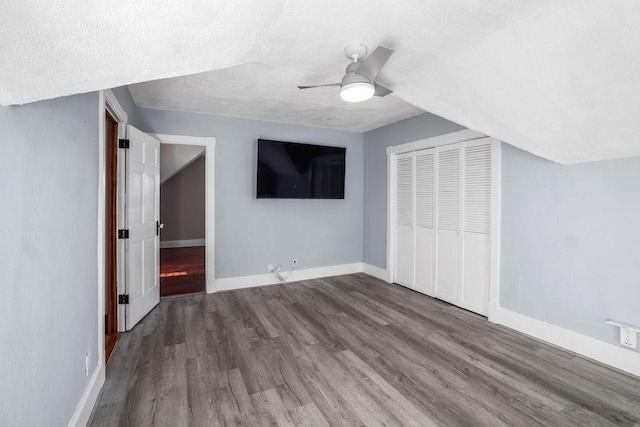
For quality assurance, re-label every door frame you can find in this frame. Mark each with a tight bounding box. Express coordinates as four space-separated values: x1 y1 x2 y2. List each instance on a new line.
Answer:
97 90 128 367
150 133 216 294
386 129 502 317
104 109 120 361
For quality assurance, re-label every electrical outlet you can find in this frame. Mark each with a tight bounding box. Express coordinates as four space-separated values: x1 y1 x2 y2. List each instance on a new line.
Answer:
268 264 274 273
292 258 298 267
620 327 638 349
85 351 92 376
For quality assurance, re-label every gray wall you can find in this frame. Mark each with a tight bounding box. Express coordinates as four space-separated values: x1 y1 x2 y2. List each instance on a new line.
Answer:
0 93 99 425
160 156 206 242
136 108 364 278
363 113 464 268
500 144 640 346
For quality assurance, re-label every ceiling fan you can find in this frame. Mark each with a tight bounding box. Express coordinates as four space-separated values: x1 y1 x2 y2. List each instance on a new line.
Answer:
297 43 394 103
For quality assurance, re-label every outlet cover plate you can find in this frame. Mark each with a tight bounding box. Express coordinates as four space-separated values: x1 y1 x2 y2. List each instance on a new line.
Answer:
620 327 638 349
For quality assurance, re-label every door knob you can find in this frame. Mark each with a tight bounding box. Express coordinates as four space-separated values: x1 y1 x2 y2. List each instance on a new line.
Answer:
156 221 164 236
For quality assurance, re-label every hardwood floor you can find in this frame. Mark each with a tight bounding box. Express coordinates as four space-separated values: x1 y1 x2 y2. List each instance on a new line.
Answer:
90 273 640 426
160 246 205 297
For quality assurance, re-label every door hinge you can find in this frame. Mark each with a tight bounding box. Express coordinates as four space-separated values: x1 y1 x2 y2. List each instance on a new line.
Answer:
118 229 129 239
118 294 129 305
118 138 130 149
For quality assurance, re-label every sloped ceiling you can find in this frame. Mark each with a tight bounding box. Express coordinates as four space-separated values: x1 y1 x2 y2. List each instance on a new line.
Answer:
1 1 639 163
160 144 205 184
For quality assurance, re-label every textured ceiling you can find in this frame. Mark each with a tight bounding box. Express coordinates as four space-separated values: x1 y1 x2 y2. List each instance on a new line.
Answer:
128 64 424 133
1 1 640 163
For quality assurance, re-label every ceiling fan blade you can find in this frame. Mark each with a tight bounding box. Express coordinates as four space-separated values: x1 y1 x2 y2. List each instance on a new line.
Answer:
297 83 341 89
356 46 394 81
374 83 393 97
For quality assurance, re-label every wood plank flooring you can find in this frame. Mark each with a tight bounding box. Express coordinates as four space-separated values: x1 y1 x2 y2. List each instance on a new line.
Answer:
160 246 205 297
90 273 640 426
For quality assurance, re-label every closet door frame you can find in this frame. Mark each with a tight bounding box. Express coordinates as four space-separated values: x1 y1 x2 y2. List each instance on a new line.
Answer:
386 130 501 317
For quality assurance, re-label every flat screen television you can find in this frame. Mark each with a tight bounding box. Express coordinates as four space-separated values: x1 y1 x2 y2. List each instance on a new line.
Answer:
257 139 346 199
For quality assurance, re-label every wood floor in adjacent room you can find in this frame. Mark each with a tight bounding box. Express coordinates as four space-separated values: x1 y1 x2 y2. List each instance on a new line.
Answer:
160 246 205 297
90 273 640 426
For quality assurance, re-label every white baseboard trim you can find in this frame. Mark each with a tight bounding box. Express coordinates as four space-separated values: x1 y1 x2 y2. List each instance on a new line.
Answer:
214 262 364 292
490 307 640 378
68 363 105 427
160 239 205 249
363 263 391 282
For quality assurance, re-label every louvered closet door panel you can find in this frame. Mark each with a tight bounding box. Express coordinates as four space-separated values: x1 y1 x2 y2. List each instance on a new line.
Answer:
394 153 413 288
462 235 490 315
437 147 460 232
436 144 461 304
414 149 435 296
462 140 492 315
464 142 491 234
415 150 435 229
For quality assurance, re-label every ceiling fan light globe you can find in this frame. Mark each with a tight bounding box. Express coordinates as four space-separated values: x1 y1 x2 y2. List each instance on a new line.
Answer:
340 82 375 102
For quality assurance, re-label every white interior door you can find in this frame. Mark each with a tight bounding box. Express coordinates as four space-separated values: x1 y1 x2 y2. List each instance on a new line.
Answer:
394 153 414 288
461 140 492 315
125 125 161 330
413 149 435 296
435 144 461 304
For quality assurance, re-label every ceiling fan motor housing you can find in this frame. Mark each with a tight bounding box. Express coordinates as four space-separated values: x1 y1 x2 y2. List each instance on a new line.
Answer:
341 70 371 87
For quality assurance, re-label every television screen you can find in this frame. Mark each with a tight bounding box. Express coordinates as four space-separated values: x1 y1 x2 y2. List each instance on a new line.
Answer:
257 139 346 199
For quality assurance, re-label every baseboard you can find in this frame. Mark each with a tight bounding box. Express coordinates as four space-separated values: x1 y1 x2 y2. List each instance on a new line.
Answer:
363 263 391 282
214 262 364 292
160 239 205 249
490 307 640 378
68 363 105 427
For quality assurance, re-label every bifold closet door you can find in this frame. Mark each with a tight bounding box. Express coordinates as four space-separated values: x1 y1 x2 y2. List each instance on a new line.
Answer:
394 152 413 288
392 138 493 316
435 144 461 304
413 149 435 296
461 140 492 315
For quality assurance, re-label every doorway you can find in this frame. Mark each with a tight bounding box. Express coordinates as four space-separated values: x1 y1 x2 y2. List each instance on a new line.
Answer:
104 111 119 362
159 144 207 297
